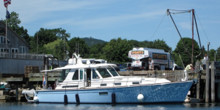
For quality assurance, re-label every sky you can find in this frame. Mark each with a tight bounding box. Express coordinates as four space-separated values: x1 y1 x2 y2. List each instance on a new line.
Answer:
0 0 219 50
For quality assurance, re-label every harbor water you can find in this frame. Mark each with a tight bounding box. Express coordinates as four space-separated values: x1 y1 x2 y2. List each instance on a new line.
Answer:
0 102 220 110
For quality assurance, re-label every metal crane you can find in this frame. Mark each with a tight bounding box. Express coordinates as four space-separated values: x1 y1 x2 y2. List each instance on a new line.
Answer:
167 9 202 65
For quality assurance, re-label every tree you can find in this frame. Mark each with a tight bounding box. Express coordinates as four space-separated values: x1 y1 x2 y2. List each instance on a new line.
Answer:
53 28 70 41
34 28 58 46
102 38 132 63
44 39 69 60
4 11 30 45
68 37 89 57
174 37 201 66
152 39 172 52
128 40 142 47
216 47 220 61
30 28 70 53
128 39 171 52
89 43 106 59
208 49 216 61
5 11 21 30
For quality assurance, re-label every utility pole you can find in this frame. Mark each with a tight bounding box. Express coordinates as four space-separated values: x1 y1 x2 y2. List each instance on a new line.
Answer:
192 9 194 65
37 32 39 54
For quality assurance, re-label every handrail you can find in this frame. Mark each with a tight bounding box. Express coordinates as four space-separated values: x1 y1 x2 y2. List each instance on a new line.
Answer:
0 52 53 60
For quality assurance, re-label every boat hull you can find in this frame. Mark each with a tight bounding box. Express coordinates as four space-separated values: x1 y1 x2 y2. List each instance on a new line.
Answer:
35 81 193 104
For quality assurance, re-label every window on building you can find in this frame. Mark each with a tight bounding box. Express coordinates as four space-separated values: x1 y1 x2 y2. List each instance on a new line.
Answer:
0 36 3 44
3 48 9 53
11 48 18 53
0 48 3 53
0 36 5 44
0 36 10 44
19 46 26 53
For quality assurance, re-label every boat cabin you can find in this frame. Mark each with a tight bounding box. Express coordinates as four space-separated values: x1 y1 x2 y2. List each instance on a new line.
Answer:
48 54 170 90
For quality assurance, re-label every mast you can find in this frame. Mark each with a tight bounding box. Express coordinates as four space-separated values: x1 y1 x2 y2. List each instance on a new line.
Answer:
5 7 8 52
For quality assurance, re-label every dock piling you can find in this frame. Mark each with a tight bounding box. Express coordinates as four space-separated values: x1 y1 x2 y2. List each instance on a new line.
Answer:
205 60 210 103
211 62 215 102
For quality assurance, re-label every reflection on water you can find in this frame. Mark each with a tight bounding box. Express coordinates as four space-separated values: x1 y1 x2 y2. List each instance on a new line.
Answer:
0 102 220 110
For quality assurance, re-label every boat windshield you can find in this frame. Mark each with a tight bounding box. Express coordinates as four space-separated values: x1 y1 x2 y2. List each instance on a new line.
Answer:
107 67 119 76
96 68 111 78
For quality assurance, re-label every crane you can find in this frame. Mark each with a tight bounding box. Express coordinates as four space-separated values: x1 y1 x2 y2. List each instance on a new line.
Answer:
167 9 202 65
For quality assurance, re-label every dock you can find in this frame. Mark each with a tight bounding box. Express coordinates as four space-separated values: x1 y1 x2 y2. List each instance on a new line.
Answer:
0 61 220 103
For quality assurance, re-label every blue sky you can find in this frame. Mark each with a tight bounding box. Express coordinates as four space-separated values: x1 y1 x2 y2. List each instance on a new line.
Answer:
0 0 219 50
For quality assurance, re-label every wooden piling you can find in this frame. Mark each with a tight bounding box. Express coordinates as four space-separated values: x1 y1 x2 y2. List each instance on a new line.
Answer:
0 74 2 81
196 62 201 99
211 62 215 102
205 60 210 103
196 72 201 99
15 85 18 101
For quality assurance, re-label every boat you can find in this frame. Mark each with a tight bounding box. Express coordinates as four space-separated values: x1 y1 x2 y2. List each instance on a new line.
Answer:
22 53 193 104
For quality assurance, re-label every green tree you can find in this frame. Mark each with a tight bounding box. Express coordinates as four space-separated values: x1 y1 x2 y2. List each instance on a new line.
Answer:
174 37 201 66
128 39 171 52
89 43 106 59
152 39 172 52
5 11 21 30
216 47 220 61
34 28 58 46
31 28 69 53
208 49 216 61
44 39 69 60
102 38 132 63
128 40 142 47
53 28 70 41
4 11 30 45
68 37 89 57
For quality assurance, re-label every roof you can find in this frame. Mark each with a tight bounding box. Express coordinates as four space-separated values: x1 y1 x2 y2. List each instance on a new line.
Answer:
0 21 29 48
131 47 165 53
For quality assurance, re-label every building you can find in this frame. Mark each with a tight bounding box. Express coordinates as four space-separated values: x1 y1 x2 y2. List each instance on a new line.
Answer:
0 21 67 76
0 21 29 54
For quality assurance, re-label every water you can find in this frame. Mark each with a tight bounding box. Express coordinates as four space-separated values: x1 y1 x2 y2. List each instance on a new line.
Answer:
0 102 220 110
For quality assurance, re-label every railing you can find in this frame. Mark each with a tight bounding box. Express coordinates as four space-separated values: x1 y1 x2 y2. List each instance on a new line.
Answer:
0 52 53 60
118 70 187 82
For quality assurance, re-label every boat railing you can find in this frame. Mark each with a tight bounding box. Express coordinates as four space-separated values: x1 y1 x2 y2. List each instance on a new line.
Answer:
118 70 186 82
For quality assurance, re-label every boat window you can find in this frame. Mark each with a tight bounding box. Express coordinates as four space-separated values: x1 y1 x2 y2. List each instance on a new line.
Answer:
92 69 99 79
107 67 119 76
97 68 111 78
72 70 78 80
61 69 70 81
80 69 83 80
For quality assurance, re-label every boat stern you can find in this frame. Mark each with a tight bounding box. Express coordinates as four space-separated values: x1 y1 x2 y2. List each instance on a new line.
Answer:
22 89 38 103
